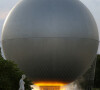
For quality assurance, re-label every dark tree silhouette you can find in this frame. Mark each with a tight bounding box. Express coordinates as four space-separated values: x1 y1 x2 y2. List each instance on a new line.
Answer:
0 48 32 90
94 55 100 88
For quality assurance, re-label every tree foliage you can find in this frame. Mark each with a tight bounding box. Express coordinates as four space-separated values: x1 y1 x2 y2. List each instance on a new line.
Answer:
94 55 100 88
0 49 32 90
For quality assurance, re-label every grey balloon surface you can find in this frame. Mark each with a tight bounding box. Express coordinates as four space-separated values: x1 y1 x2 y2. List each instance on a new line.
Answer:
1 0 99 83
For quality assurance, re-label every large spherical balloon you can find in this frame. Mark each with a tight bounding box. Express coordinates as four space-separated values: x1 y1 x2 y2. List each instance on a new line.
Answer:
1 0 99 83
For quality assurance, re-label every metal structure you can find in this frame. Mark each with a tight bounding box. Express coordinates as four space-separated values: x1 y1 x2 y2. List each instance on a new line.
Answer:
76 58 97 90
1 0 99 83
85 58 97 90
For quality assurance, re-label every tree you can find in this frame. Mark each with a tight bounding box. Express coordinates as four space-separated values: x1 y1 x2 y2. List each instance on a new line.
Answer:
94 55 100 88
0 49 32 90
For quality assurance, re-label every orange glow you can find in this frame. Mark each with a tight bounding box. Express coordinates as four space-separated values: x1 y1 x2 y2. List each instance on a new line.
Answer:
39 86 60 90
34 82 67 86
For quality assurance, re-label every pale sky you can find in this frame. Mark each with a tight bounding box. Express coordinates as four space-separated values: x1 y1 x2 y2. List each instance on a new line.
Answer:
0 0 100 53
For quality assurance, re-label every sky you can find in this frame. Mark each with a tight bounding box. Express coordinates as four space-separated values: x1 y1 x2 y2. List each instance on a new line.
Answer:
0 0 100 53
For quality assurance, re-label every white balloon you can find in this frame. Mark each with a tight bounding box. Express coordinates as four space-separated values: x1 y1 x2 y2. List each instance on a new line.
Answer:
1 0 99 83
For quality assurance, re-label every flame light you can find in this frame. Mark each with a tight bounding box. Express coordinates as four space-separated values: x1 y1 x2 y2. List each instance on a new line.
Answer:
34 82 67 86
31 82 67 90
